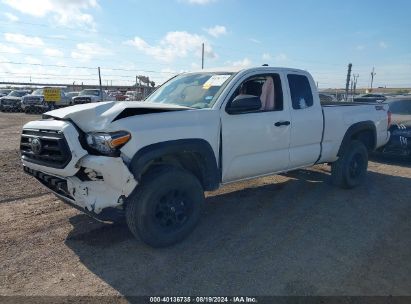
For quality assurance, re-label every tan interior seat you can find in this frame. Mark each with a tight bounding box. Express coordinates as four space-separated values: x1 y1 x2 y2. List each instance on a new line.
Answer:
260 77 275 111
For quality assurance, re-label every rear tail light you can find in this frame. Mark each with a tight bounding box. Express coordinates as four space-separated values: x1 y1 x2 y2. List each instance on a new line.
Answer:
387 110 392 129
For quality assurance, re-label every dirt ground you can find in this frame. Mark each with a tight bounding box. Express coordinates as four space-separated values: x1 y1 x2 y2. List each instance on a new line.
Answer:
0 112 410 296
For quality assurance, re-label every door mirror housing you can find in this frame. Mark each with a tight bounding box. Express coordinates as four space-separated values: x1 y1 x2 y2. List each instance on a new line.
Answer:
227 95 262 114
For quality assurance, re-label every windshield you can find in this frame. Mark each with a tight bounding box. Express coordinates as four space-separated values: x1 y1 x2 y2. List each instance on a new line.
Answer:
79 89 100 96
145 72 234 109
0 89 11 94
32 89 44 96
389 100 411 115
66 92 78 98
9 91 27 97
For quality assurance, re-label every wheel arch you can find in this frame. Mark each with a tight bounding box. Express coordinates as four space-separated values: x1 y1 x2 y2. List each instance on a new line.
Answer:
337 121 377 156
129 139 220 191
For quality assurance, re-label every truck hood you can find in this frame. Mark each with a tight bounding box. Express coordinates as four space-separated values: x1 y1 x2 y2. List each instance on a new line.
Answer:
44 101 191 131
73 95 97 98
1 96 21 101
22 95 43 99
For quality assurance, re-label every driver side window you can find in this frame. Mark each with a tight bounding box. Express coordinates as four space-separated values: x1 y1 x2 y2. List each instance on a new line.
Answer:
226 74 283 114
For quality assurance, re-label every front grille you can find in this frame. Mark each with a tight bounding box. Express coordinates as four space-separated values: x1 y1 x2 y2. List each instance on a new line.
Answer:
23 166 73 200
2 99 18 105
20 129 72 169
74 97 91 104
24 166 124 221
23 97 42 104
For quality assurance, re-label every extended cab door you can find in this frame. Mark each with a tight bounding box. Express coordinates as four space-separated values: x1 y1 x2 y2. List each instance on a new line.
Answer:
221 72 291 183
285 73 323 168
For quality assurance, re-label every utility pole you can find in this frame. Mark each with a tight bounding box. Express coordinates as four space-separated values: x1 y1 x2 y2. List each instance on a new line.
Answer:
98 67 103 99
352 74 359 95
138 75 141 99
201 43 204 70
345 63 352 101
370 67 376 91
350 76 354 95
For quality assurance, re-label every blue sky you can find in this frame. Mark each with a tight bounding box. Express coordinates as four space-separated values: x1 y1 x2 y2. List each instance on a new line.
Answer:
0 0 410 88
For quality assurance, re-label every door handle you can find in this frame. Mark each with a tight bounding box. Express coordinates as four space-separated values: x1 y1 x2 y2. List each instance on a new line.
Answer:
274 121 291 127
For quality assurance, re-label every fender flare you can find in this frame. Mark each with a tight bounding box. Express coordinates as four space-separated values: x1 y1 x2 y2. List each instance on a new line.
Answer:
129 139 220 191
337 121 377 156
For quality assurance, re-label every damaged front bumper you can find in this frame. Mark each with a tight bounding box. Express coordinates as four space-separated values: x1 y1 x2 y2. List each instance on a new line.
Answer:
24 155 137 216
21 119 137 219
66 155 137 213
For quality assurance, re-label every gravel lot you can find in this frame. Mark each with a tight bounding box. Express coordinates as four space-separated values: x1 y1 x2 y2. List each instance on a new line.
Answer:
0 112 410 296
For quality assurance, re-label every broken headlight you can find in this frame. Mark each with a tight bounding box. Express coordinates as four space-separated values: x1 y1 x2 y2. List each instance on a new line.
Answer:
86 131 131 155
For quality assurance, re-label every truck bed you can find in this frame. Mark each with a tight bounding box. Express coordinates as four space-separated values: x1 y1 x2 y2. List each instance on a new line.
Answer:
319 101 389 164
321 101 380 107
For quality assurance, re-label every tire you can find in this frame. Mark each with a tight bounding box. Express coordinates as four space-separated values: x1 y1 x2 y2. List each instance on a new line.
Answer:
331 140 368 189
126 166 204 247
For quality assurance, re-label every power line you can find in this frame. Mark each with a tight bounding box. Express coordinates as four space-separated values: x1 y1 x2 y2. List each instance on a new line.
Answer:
0 60 176 74
0 70 172 79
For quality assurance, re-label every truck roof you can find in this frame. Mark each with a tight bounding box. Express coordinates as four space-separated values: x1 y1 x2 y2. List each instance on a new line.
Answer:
191 66 308 75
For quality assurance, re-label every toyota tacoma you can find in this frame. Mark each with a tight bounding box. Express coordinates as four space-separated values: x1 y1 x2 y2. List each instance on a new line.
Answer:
21 67 391 247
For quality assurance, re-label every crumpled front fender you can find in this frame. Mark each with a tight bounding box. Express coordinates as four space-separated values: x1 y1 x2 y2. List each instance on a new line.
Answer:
66 155 137 213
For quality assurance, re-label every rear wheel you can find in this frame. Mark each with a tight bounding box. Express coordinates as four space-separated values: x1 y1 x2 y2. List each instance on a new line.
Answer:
331 140 368 189
126 166 204 247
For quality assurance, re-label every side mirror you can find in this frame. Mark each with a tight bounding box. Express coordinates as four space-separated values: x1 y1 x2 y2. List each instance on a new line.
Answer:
226 95 262 114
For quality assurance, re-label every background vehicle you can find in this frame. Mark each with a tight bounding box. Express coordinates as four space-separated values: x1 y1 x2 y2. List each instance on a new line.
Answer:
108 90 127 101
21 88 45 112
65 92 79 103
379 98 411 157
0 89 12 98
21 88 71 112
354 93 387 103
319 92 337 103
125 90 140 101
72 89 109 104
0 90 31 112
21 67 390 247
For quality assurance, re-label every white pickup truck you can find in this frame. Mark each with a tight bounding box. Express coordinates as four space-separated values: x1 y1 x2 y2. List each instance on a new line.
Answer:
20 67 390 247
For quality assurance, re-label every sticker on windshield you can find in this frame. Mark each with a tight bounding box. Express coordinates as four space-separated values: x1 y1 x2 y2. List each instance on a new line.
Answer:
203 75 231 89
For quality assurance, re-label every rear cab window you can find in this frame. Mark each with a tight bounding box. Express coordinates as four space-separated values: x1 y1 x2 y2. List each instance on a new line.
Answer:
287 74 314 110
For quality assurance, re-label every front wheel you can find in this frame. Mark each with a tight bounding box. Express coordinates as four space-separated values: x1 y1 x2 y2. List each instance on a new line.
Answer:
331 140 368 189
126 166 204 247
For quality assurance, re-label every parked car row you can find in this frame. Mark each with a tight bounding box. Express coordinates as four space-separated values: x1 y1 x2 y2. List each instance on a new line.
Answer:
1 87 149 113
21 88 77 113
0 88 113 113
